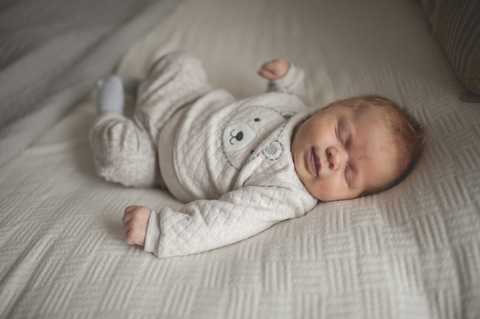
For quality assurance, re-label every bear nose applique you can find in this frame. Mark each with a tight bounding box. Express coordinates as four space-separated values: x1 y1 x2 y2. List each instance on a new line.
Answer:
222 123 256 152
232 131 243 142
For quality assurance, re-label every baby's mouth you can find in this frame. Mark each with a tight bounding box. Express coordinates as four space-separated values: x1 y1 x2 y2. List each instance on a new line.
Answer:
310 147 320 176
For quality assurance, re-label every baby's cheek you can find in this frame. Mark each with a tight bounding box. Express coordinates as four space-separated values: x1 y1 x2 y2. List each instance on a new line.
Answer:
315 180 344 201
309 183 330 201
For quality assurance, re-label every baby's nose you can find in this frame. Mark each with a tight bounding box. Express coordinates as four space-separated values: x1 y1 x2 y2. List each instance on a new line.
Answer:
327 147 347 170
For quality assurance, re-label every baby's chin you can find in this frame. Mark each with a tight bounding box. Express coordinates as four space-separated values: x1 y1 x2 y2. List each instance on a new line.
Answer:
309 189 359 202
307 188 335 202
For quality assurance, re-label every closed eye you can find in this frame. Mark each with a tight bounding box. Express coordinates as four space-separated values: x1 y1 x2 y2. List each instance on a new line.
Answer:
339 125 346 145
336 125 343 145
337 124 345 145
344 165 351 185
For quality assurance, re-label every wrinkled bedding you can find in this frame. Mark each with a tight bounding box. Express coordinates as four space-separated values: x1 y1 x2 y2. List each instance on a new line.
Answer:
0 0 180 167
1 0 479 318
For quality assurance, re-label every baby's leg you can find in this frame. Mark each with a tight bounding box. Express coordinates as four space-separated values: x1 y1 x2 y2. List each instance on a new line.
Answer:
134 51 212 142
89 114 162 188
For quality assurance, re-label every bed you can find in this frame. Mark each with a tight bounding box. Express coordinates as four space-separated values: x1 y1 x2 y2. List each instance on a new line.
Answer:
1 0 479 318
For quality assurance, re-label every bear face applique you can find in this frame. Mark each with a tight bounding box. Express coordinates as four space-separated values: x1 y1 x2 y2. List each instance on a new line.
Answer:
221 105 295 171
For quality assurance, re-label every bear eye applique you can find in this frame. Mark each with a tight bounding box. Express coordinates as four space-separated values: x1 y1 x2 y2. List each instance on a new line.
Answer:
254 118 260 122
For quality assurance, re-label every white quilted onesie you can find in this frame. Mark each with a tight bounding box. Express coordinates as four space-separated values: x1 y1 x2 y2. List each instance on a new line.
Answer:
90 52 318 258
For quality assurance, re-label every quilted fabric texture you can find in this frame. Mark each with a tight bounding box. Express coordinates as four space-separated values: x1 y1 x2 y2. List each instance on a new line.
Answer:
1 0 479 318
92 52 318 258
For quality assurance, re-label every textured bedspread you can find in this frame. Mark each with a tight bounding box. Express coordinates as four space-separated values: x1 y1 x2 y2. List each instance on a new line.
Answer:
1 0 479 318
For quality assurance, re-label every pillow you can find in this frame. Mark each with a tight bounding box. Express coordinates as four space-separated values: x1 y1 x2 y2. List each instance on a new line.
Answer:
420 0 480 102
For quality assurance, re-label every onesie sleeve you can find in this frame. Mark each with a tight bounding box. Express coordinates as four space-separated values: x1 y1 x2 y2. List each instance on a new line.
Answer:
144 186 307 258
267 62 307 103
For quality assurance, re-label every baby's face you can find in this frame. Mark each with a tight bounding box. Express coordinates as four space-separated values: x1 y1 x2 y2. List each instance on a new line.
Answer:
291 104 399 201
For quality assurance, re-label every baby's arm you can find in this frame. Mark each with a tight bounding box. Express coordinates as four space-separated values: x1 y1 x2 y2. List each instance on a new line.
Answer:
258 58 307 102
122 205 151 247
142 186 308 258
258 59 290 80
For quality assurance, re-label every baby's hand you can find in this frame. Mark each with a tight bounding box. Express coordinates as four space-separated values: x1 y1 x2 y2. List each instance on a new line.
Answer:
258 58 290 80
122 205 151 247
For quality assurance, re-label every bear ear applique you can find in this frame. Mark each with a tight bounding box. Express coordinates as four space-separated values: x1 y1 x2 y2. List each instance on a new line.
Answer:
260 111 291 161
262 140 283 161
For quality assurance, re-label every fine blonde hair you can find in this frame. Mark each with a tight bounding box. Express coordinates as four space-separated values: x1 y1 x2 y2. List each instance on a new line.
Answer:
325 94 426 195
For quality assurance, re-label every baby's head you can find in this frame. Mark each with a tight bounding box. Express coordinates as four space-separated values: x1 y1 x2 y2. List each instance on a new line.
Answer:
291 94 425 201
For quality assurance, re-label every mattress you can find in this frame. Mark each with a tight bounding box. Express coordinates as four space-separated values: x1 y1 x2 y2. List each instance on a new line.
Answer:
1 0 479 318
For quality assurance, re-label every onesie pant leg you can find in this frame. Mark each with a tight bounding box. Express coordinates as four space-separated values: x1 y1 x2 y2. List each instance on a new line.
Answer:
90 51 210 188
134 51 212 143
89 113 162 188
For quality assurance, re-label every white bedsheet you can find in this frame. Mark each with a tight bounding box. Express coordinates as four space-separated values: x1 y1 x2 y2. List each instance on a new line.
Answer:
1 0 479 318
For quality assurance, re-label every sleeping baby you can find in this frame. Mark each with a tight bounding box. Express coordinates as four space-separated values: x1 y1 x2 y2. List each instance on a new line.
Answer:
90 51 425 258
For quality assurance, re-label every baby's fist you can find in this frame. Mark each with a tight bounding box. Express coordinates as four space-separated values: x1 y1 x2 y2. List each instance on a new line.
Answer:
122 205 151 247
258 58 290 80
